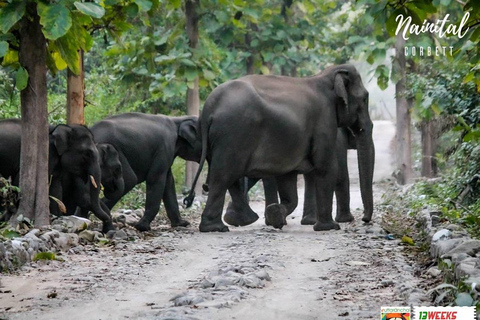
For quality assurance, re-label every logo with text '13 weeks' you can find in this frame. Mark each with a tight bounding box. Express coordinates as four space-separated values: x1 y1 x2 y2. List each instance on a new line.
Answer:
415 307 476 320
381 307 410 320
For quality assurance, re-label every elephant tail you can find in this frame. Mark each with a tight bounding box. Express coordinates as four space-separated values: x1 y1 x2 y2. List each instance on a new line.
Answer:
183 117 208 208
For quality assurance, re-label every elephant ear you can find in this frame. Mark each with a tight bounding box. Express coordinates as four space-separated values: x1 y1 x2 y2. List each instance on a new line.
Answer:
334 69 349 125
51 125 72 155
178 119 198 148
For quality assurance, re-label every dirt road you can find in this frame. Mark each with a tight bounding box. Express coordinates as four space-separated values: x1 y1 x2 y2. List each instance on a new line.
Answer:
1 120 422 320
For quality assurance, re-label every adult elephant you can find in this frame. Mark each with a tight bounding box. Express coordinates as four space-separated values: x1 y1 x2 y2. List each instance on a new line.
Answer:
186 64 374 232
90 113 201 232
0 119 114 232
222 126 368 229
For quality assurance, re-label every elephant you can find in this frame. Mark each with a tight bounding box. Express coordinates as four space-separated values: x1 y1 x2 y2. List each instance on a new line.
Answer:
185 64 375 232
0 119 115 232
223 127 366 229
89 112 202 232
70 143 125 220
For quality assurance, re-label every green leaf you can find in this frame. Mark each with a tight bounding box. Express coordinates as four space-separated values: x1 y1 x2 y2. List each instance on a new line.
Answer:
55 34 80 74
38 3 72 40
203 69 215 81
260 66 270 75
1 229 20 239
33 252 57 261
0 41 8 58
440 0 452 5
184 68 198 82
74 2 105 19
15 67 28 91
463 72 475 83
455 292 473 306
168 0 181 9
134 0 153 12
0 1 26 33
386 9 406 37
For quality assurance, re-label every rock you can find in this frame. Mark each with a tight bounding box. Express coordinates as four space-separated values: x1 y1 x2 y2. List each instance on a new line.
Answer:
254 269 271 281
430 238 464 258
443 240 480 258
51 216 91 233
78 230 97 242
133 209 144 218
345 261 370 266
454 258 480 279
113 229 128 241
432 229 452 241
452 252 470 264
237 274 264 288
199 278 214 289
426 267 442 277
53 233 79 251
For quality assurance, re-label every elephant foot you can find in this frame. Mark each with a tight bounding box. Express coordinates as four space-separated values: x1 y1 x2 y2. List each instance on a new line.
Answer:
362 213 372 223
313 221 340 231
171 219 190 228
199 219 229 232
335 212 355 223
265 204 287 229
224 202 259 227
102 220 115 234
134 220 152 232
301 214 316 225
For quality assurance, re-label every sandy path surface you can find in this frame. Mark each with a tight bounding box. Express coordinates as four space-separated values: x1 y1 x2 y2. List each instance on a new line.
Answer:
1 121 419 320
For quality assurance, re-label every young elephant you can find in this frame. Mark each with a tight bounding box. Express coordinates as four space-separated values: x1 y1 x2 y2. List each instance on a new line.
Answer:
71 143 125 219
186 64 374 232
223 126 370 228
90 113 201 232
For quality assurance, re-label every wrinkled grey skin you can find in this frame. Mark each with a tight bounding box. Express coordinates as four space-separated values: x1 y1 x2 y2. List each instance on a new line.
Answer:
90 113 202 232
0 119 114 233
74 143 125 219
223 127 372 229
48 125 115 233
186 64 374 232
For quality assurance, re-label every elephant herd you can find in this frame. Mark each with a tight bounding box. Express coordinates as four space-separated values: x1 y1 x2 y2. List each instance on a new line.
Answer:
0 64 375 234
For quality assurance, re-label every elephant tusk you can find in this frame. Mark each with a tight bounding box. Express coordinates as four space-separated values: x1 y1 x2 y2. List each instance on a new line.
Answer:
90 175 98 189
101 183 104 191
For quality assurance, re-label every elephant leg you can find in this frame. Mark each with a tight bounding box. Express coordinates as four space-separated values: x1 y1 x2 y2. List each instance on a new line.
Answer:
199 164 232 232
224 179 259 227
87 180 115 233
334 138 354 222
265 173 297 229
162 168 190 228
312 144 340 231
262 177 279 215
135 170 168 232
301 172 317 225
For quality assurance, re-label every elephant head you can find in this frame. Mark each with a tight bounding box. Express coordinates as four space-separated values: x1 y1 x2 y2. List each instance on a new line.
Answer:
50 124 102 192
175 116 202 162
330 64 375 222
97 143 124 200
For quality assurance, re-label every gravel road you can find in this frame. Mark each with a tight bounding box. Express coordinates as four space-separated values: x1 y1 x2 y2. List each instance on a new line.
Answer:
1 121 425 320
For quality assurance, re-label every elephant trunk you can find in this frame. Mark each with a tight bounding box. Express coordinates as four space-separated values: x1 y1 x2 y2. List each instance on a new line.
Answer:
103 177 125 200
356 127 375 222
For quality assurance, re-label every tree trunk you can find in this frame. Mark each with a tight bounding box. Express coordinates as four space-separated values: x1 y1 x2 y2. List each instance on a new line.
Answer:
421 120 437 178
245 31 255 75
394 33 412 185
67 50 85 125
184 0 201 193
13 2 50 227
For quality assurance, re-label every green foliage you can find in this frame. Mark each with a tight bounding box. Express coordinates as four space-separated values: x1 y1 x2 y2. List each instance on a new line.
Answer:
33 252 57 261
